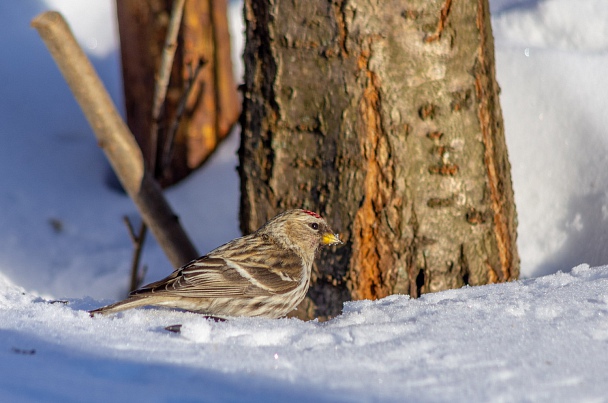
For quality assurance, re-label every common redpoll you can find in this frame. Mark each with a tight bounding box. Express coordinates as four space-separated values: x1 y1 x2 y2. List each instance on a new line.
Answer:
89 209 342 319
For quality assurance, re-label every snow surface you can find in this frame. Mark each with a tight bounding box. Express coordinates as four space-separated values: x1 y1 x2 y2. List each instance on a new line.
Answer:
2 0 608 401
2 264 608 402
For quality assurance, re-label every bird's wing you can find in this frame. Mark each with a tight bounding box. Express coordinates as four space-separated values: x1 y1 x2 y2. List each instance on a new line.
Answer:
131 241 304 298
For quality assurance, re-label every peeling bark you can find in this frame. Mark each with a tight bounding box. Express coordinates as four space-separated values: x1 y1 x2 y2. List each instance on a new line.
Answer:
240 0 519 320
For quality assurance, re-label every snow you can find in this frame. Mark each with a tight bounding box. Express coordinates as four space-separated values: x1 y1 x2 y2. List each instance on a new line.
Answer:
1 0 608 401
3 264 608 402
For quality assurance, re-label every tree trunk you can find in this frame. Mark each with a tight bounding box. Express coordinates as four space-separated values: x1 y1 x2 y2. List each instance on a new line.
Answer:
116 0 240 186
239 0 519 320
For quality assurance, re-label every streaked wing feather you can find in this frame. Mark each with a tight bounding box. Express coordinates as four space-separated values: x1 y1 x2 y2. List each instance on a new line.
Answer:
131 237 303 298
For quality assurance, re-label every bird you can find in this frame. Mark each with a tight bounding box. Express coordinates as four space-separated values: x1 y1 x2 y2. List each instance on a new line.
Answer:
89 209 342 319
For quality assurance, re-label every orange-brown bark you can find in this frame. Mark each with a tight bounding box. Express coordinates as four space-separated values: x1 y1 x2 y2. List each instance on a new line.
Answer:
116 0 240 186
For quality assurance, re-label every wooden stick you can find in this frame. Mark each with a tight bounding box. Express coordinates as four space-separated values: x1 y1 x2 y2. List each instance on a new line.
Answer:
150 0 186 175
32 11 199 268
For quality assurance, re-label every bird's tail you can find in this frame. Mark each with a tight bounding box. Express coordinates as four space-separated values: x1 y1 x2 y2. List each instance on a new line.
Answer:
89 295 153 316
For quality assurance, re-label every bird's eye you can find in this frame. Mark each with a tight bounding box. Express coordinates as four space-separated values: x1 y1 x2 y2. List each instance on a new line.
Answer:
309 222 319 230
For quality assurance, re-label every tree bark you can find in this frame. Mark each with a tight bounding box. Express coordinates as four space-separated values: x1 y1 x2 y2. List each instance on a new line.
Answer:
116 0 240 186
240 0 519 320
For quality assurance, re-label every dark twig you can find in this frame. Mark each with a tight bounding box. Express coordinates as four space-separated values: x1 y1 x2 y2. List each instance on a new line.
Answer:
150 0 187 176
165 316 225 333
161 58 208 174
123 215 138 243
123 216 148 291
165 324 182 333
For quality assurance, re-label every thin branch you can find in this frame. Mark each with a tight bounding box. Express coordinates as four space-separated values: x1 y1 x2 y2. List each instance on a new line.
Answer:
123 217 148 291
161 58 207 174
32 11 199 268
129 224 147 291
123 216 138 243
150 0 187 176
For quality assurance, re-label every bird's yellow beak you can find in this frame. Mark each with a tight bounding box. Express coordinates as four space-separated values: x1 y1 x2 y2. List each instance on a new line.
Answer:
322 232 342 246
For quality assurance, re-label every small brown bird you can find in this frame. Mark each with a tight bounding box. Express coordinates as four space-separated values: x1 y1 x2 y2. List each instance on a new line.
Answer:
90 209 341 319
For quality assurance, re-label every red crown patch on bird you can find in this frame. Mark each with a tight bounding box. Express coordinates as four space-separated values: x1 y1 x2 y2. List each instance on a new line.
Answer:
303 210 322 219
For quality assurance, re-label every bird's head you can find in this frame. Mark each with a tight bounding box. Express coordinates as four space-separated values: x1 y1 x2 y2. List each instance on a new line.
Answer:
257 209 342 258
